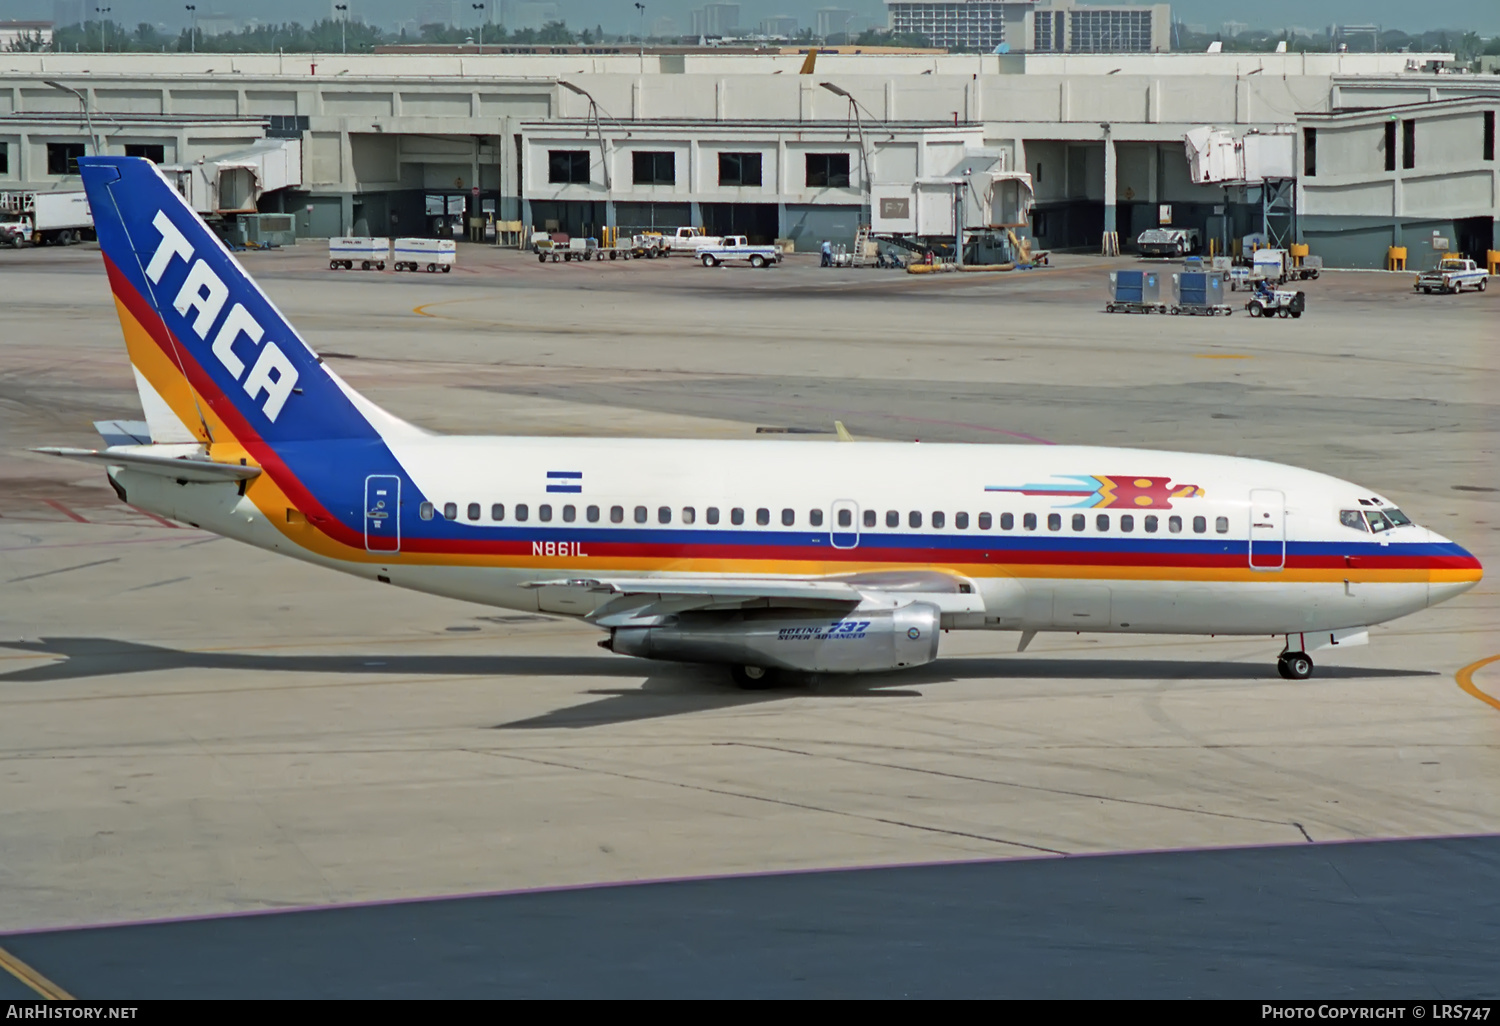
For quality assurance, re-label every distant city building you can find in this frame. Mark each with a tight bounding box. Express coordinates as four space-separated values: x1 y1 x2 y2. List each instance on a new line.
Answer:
1029 1 1170 53
650 17 678 37
885 1 1169 53
690 4 740 37
419 1 459 29
501 1 560 32
814 8 857 39
760 15 799 37
1220 21 1248 37
50 1 80 29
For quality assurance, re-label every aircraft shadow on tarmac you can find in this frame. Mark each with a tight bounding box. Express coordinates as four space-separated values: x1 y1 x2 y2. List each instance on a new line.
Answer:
0 637 1438 731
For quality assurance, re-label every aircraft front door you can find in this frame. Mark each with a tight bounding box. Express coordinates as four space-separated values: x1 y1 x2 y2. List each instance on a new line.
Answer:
1248 488 1285 571
830 500 860 549
364 475 401 553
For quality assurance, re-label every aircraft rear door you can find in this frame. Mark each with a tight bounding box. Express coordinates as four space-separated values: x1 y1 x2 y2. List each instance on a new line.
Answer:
364 475 401 553
830 500 860 549
1248 488 1285 570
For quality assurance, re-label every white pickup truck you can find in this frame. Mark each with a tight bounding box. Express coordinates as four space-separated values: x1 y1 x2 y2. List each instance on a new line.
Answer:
663 226 723 254
696 236 781 269
1415 257 1488 294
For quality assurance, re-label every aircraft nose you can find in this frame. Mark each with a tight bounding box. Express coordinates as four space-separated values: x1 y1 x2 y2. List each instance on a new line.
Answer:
1426 531 1483 607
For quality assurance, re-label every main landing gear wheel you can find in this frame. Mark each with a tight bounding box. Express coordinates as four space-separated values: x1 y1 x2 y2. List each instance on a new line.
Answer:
1277 652 1314 680
730 664 780 690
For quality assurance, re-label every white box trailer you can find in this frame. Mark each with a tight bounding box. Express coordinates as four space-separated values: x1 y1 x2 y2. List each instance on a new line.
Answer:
0 190 93 245
329 237 389 270
393 237 455 273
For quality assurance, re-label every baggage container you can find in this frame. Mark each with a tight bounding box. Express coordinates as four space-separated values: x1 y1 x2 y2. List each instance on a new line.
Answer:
1105 270 1165 312
329 236 389 270
394 237 456 273
1170 270 1231 315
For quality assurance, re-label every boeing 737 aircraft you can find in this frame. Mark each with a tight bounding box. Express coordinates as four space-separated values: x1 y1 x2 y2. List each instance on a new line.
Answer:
37 157 1483 687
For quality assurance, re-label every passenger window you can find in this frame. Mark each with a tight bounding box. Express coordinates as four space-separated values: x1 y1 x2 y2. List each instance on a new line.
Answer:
955 512 968 529
1144 515 1157 533
467 502 480 521
1120 515 1134 533
810 509 824 527
539 504 553 522
1215 516 1229 534
863 509 877 528
1193 516 1206 534
586 505 600 523
909 511 923 529
443 502 457 520
1047 513 1061 531
1169 516 1182 534
1366 510 1393 532
491 503 505 521
731 507 745 525
563 505 576 522
658 506 671 524
756 508 770 526
886 510 899 528
515 503 529 522
781 508 794 526
1023 513 1037 531
634 506 648 524
682 507 696 525
419 501 434 520
1071 514 1086 532
932 511 945 529
981 512 995 530
610 505 624 523
1096 514 1109 532
837 509 852 528
707 507 720 525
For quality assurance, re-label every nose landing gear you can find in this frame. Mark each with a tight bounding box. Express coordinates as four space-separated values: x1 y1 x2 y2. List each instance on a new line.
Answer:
1277 650 1314 680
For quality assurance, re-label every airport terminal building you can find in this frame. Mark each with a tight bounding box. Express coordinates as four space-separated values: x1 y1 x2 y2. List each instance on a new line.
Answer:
0 49 1495 266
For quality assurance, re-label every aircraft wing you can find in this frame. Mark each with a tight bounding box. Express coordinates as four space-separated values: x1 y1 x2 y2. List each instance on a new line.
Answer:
523 570 984 625
32 447 262 484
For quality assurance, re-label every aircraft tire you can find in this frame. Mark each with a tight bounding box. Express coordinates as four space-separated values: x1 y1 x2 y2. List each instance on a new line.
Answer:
1278 652 1313 680
730 664 780 690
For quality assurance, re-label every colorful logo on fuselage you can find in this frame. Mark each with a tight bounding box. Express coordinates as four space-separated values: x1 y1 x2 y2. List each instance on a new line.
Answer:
985 475 1205 509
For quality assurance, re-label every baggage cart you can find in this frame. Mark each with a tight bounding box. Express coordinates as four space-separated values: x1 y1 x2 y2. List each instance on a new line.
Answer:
329 237 389 270
1105 270 1167 313
393 237 455 273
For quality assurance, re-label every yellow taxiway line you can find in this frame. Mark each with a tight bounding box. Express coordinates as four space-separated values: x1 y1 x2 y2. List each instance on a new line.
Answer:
0 944 73 1000
1456 654 1500 713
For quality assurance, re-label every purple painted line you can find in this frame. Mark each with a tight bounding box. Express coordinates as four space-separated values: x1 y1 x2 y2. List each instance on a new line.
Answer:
4 830 1495 939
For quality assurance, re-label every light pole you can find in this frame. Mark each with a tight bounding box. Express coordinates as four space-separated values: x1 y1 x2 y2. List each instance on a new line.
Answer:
94 7 111 52
819 81 870 231
44 80 103 160
185 5 196 53
635 3 646 67
472 4 484 51
335 5 348 54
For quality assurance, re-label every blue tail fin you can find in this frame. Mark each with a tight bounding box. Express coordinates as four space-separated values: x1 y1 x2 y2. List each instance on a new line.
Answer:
79 156 411 447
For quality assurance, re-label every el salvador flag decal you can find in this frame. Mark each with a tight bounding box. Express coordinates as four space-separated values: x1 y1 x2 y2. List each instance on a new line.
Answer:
546 471 582 494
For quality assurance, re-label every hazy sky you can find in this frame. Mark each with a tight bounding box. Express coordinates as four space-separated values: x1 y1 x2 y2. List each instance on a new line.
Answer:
3 1 1496 36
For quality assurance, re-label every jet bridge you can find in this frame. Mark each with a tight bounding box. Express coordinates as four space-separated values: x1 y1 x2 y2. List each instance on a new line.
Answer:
159 138 302 217
871 151 1034 264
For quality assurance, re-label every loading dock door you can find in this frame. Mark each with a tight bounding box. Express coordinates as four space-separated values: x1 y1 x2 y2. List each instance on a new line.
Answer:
364 475 401 553
1248 488 1285 571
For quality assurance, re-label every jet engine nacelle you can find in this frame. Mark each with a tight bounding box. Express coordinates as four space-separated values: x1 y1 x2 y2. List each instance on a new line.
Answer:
607 603 941 674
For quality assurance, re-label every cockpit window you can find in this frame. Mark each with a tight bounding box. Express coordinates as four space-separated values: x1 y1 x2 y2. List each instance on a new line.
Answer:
1385 507 1413 527
1365 509 1394 532
1339 510 1368 532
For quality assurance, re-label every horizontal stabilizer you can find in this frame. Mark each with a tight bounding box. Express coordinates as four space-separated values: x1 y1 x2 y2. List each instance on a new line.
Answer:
32 446 262 483
93 420 153 446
